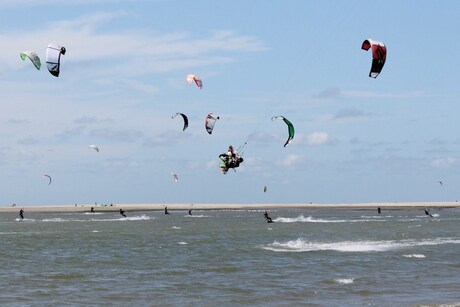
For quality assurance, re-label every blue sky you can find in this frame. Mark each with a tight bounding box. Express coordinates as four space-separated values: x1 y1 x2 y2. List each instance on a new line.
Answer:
1 1 460 205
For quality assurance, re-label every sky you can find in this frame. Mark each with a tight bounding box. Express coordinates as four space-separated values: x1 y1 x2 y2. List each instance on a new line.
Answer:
1 0 460 205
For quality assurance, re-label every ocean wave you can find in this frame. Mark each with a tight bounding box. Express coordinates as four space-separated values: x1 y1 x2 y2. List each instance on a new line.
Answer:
42 218 66 222
185 215 210 218
15 218 35 222
273 214 383 223
262 238 460 253
334 278 354 284
172 226 182 229
402 254 425 258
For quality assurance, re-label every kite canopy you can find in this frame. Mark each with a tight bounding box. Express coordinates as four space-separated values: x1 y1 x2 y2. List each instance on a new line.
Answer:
171 172 179 182
20 51 41 70
43 174 52 185
271 116 295 147
205 113 219 134
46 43 66 77
361 38 386 78
186 74 203 89
89 145 99 152
171 113 189 131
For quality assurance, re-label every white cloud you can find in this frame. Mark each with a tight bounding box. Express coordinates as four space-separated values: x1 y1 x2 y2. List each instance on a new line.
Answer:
278 154 305 167
1 13 266 77
430 157 457 168
307 132 329 146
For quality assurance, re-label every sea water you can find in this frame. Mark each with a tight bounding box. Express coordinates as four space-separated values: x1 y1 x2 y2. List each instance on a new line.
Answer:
1 207 459 306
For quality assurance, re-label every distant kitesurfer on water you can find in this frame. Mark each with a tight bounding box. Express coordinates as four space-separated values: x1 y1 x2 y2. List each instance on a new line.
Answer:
119 209 126 218
377 207 381 214
90 206 95 213
19 209 24 220
165 206 169 215
264 210 273 223
425 208 433 217
188 209 192 216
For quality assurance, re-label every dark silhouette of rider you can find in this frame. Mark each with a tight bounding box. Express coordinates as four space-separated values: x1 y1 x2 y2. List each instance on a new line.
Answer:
377 207 381 214
119 209 126 218
264 210 273 223
19 209 24 220
91 206 95 213
424 209 433 217
165 206 169 215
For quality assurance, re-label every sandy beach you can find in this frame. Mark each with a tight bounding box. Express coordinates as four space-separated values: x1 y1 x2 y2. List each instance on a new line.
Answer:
1 202 459 213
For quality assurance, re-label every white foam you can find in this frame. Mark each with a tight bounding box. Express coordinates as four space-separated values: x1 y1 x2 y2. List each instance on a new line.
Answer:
42 218 66 222
122 215 151 221
93 215 152 222
92 230 99 233
274 215 346 223
15 218 35 222
185 215 209 218
263 238 460 253
402 254 426 258
178 241 188 245
334 278 354 284
273 215 378 223
172 226 182 229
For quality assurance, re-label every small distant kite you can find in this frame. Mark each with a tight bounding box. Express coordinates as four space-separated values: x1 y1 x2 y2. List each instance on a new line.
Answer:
438 181 443 186
264 185 268 193
271 116 295 147
171 172 179 182
171 113 189 131
43 174 52 185
89 145 99 152
20 51 41 70
205 113 220 135
361 38 386 78
186 74 203 89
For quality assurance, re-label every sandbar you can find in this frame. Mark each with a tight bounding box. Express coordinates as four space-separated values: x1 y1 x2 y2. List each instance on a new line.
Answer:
1 202 459 213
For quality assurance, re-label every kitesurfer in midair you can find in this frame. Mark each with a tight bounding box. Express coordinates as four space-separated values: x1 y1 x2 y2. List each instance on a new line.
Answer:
264 210 273 223
19 208 24 220
424 208 433 217
119 208 126 218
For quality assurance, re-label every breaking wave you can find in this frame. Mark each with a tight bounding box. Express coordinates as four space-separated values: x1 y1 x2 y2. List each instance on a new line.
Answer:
273 215 383 223
262 238 460 253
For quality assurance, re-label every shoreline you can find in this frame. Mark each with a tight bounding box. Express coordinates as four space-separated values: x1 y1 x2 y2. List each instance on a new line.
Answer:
1 202 459 213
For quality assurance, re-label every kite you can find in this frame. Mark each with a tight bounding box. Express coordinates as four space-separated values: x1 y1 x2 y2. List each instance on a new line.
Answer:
186 74 203 89
271 116 295 147
361 39 386 78
43 174 52 185
20 51 41 70
46 43 66 77
171 113 189 131
89 145 99 152
205 113 220 135
171 172 179 182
